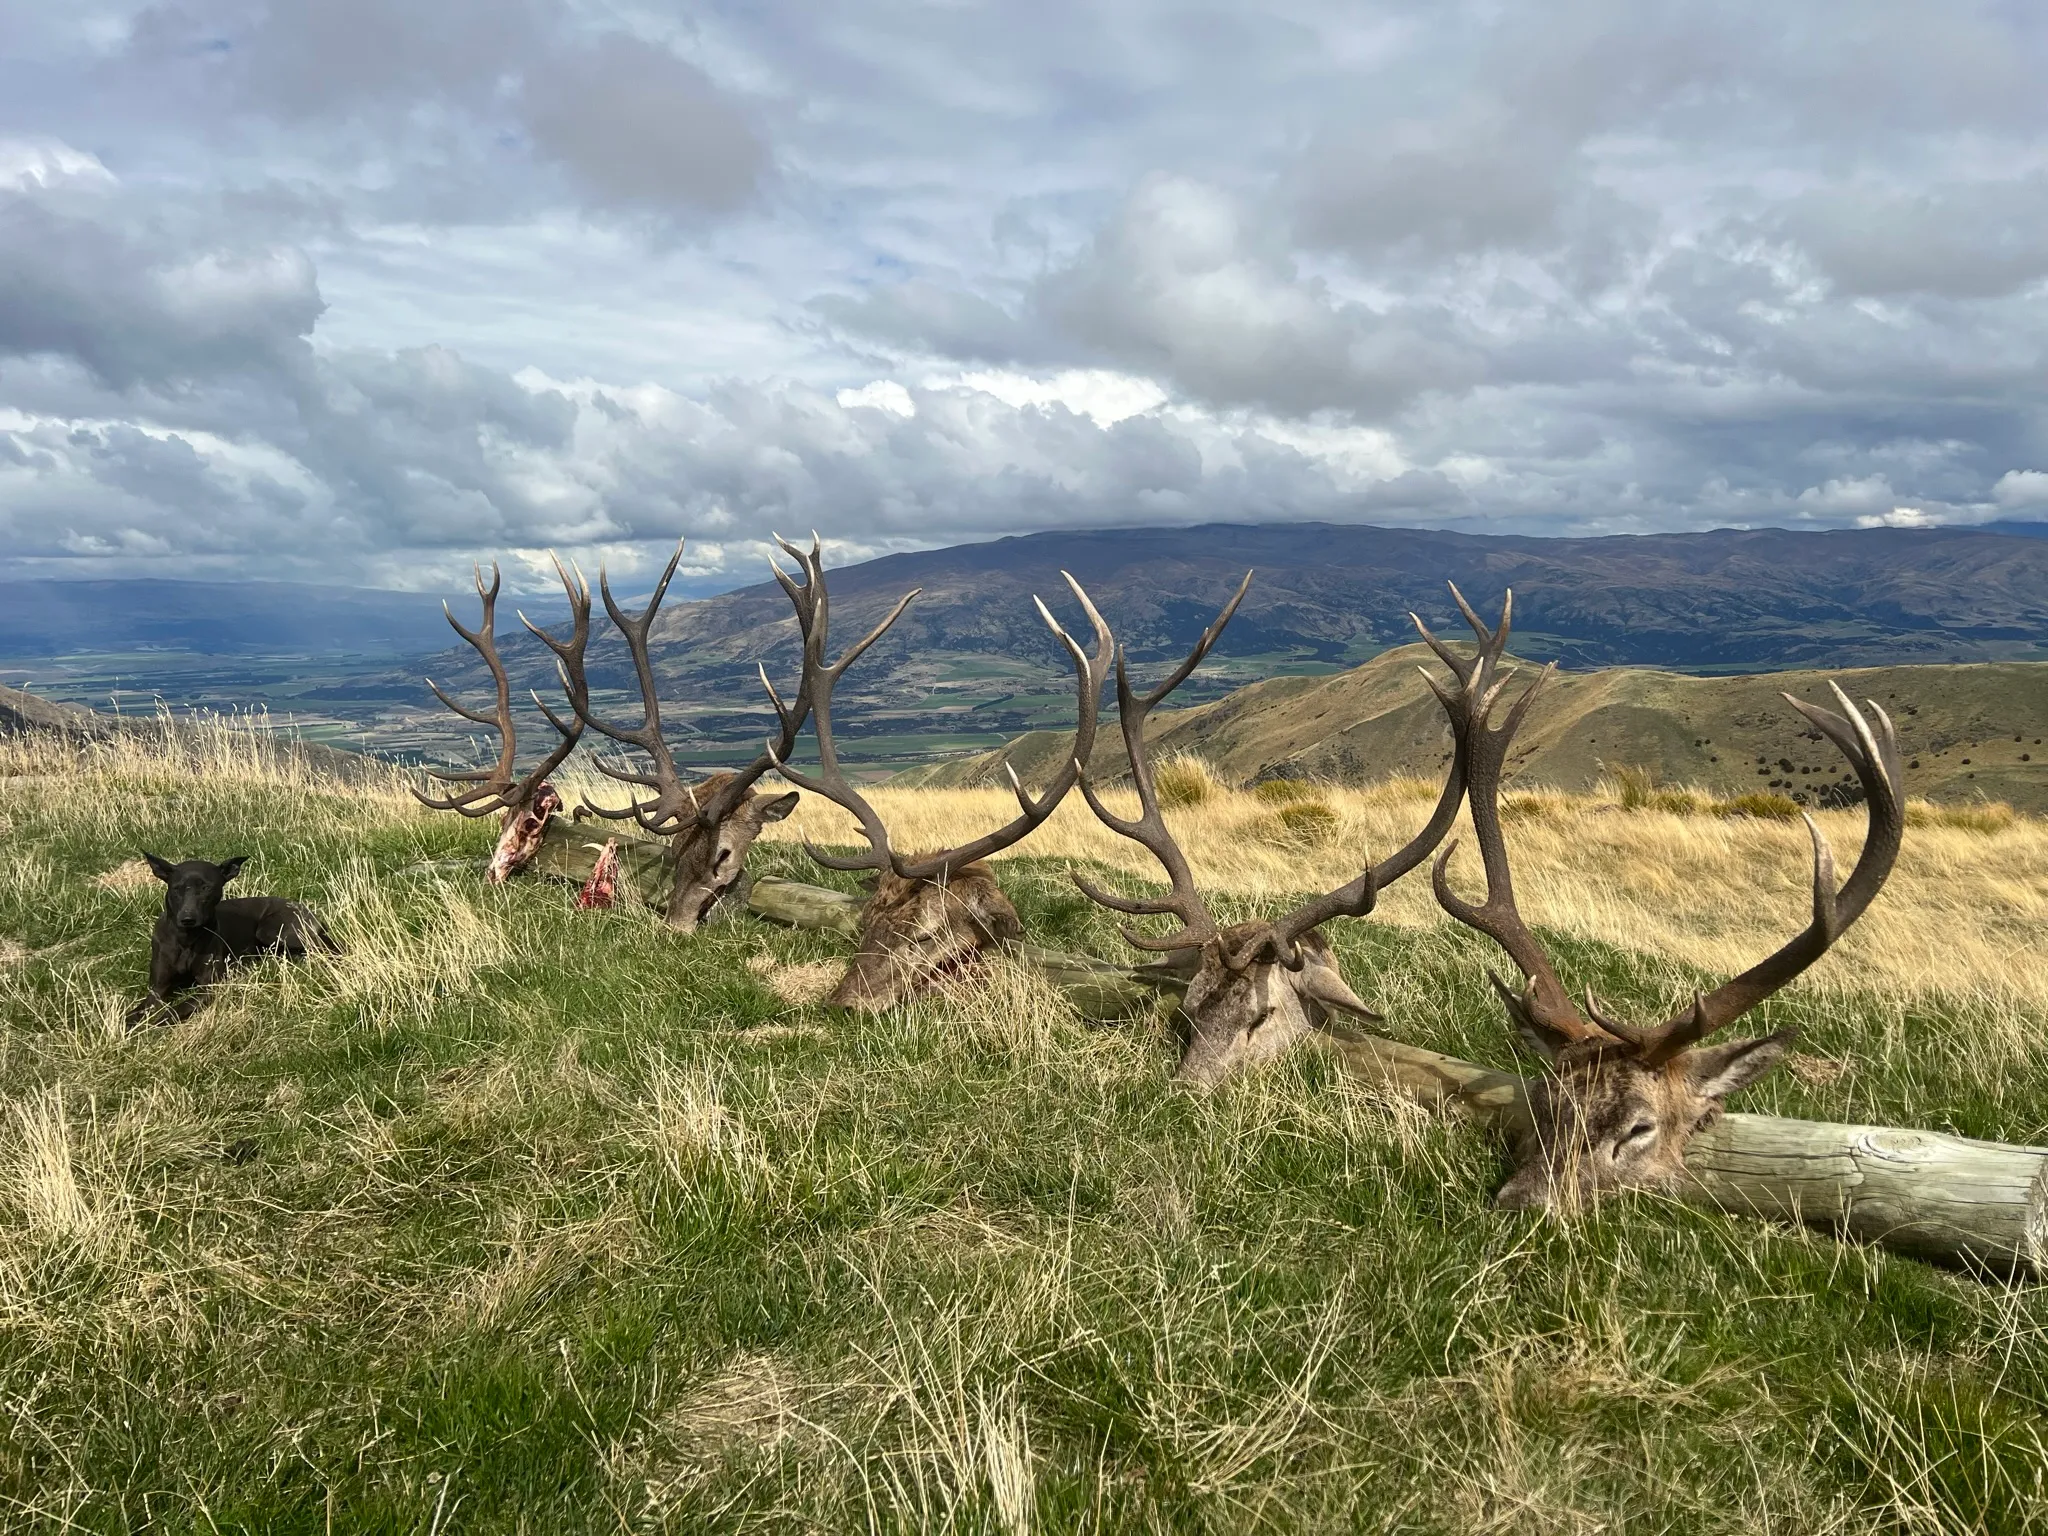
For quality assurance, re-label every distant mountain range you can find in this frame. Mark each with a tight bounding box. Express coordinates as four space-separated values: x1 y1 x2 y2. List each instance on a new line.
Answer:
628 520 2048 680
5 522 2046 769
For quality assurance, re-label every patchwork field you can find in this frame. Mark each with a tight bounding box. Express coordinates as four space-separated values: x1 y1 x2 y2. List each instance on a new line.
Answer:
4 724 2048 1532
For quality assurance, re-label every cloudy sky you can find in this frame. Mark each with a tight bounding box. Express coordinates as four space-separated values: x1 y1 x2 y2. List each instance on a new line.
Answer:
3 1 2047 592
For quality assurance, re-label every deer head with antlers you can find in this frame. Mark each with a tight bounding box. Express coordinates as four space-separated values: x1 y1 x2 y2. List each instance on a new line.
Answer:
521 538 821 931
1069 575 1493 1086
414 562 585 884
1431 586 1905 1209
769 543 1114 1010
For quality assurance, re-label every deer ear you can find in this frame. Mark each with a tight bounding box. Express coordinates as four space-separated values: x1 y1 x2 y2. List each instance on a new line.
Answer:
1491 972 1570 1063
142 852 175 883
1297 959 1383 1024
218 856 248 883
1684 1028 1796 1101
757 791 799 823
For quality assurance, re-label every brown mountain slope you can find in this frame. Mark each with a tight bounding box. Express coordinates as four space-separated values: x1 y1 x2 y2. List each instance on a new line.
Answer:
904 651 2048 812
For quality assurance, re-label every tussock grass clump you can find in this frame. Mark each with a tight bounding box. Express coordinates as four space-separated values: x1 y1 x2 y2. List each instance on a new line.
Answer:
1908 797 2018 834
1502 789 1574 821
1252 776 1319 804
1714 790 1803 821
1273 799 1341 846
1608 768 1816 823
1609 763 1657 810
1605 765 1714 816
1154 753 1225 809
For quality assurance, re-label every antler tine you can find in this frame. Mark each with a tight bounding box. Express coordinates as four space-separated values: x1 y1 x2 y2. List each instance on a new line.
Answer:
890 570 1115 881
1425 587 1603 1046
644 535 829 834
765 545 922 874
476 552 585 795
1070 572 1253 952
1623 682 1905 1061
1263 583 1518 965
540 540 697 835
412 562 525 816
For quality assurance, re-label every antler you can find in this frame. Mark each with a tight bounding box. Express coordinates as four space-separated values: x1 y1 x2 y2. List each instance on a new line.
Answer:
1590 683 1905 1062
788 570 1112 881
526 538 820 838
1258 583 1513 966
1070 572 1254 953
776 570 1113 880
761 535 922 872
413 561 583 817
1426 586 1604 1046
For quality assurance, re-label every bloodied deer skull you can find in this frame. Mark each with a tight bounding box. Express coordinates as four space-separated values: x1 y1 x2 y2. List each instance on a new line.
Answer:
413 562 584 882
520 539 818 930
769 539 1113 1010
1431 589 1905 1209
1067 576 1493 1086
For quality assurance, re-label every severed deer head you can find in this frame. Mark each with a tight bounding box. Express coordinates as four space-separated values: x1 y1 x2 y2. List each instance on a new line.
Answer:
769 542 1114 1010
522 537 823 930
1069 576 1494 1086
414 562 585 883
1432 587 1906 1209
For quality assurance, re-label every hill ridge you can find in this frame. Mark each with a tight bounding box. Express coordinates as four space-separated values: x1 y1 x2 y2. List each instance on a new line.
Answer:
903 649 2048 812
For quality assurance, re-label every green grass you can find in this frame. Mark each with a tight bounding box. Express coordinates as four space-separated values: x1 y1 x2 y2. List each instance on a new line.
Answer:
3 758 2046 1532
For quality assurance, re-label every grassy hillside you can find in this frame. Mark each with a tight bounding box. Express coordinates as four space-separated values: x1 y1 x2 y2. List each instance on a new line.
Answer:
6 727 2048 1531
908 648 2048 813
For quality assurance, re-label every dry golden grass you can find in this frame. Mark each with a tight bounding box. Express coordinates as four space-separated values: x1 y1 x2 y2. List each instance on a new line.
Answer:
757 777 2048 1020
0 708 415 808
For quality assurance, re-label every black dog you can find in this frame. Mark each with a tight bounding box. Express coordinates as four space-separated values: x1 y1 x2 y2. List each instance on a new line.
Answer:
128 854 336 1025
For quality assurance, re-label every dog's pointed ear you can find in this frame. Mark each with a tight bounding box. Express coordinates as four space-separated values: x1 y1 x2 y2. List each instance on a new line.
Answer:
218 856 248 883
143 852 176 883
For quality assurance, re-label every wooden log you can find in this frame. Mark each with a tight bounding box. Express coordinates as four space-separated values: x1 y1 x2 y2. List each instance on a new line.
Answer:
744 875 863 939
1326 1033 2048 1278
1679 1117 2048 1276
1016 942 1184 1021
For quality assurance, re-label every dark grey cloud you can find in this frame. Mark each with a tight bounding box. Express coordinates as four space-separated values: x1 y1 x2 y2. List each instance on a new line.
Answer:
112 2 766 222
519 33 765 215
809 282 1055 369
0 164 321 389
131 0 548 117
1783 177 2048 299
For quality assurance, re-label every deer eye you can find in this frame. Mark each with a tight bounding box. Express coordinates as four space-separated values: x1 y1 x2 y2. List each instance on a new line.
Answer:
1616 1120 1657 1150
